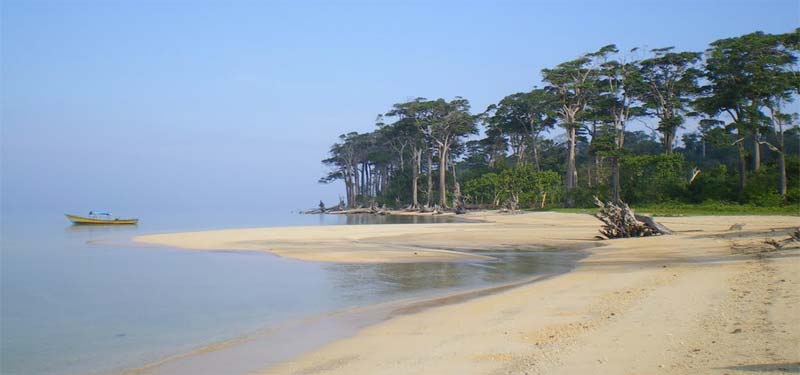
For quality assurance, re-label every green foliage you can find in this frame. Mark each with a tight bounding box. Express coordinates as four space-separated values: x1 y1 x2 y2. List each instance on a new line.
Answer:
463 173 502 206
463 167 561 208
500 167 562 208
742 168 784 206
686 164 737 203
563 186 607 208
620 153 688 204
787 187 800 204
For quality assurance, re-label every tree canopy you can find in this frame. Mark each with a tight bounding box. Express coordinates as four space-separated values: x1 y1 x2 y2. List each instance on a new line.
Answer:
319 29 800 210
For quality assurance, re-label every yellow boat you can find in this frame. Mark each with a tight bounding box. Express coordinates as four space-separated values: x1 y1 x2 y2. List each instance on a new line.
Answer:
65 211 138 225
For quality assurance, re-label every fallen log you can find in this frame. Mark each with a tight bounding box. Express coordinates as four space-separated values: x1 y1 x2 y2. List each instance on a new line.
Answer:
634 214 674 235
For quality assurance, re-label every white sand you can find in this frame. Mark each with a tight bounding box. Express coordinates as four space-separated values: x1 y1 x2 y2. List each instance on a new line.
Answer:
134 212 800 374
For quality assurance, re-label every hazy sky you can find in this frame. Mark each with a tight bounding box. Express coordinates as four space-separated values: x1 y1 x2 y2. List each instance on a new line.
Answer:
2 0 797 215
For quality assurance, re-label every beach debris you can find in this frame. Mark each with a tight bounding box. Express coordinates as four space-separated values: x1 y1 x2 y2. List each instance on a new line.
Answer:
452 182 467 214
302 200 345 214
592 197 672 238
728 223 746 231
731 227 800 253
764 227 800 250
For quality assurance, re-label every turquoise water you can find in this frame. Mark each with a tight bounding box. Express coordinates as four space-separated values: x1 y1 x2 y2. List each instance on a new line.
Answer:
0 211 581 375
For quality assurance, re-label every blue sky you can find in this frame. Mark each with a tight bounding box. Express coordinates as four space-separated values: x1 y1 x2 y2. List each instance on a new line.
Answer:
2 0 797 214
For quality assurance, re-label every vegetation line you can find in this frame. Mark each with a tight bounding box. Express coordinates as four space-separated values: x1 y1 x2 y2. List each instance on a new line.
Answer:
320 29 799 213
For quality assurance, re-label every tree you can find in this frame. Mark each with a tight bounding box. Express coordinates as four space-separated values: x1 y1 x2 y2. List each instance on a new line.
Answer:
484 89 557 170
765 99 799 198
762 30 799 198
320 28 799 211
697 30 799 192
425 98 478 207
637 47 702 154
542 49 604 205
385 98 434 208
594 45 645 202
320 132 360 207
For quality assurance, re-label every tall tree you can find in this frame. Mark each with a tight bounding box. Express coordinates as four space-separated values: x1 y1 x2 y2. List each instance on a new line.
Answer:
385 98 434 208
637 48 702 154
697 30 799 191
484 89 557 170
595 46 645 202
763 30 800 197
425 97 478 207
542 50 604 203
320 132 360 207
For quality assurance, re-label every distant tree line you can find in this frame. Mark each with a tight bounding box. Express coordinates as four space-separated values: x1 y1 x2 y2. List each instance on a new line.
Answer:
320 29 800 210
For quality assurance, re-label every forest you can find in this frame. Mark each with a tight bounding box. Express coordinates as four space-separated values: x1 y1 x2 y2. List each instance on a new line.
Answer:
319 29 800 213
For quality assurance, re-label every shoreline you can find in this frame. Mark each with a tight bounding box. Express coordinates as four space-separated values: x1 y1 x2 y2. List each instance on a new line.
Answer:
131 212 800 374
121 255 584 375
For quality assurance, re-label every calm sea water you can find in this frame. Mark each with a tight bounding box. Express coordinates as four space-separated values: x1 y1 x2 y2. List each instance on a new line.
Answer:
1 211 581 375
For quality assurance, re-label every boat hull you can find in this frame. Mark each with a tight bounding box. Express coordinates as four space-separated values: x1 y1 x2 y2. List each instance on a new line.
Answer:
65 214 138 225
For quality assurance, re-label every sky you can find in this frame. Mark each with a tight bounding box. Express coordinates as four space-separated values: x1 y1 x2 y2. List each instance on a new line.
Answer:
2 0 798 215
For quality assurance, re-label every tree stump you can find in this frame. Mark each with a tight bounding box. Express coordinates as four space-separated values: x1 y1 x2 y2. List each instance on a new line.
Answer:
593 197 672 239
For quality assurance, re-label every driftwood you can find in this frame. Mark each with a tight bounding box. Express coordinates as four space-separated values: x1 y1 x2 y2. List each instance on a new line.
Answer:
635 214 674 235
593 197 673 239
765 228 800 250
303 201 345 214
728 223 746 231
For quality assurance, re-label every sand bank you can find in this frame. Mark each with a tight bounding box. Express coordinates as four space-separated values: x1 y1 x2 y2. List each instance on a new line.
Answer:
134 212 596 263
134 212 800 374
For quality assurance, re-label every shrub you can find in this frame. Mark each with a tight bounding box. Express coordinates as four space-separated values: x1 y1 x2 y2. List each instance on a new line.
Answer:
620 153 688 204
687 164 737 203
463 166 562 208
742 167 783 207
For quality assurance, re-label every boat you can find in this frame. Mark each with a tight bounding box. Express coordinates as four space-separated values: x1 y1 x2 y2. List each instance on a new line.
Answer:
65 211 139 225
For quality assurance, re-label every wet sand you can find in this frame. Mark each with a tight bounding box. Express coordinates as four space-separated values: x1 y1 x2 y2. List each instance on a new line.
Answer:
134 212 800 374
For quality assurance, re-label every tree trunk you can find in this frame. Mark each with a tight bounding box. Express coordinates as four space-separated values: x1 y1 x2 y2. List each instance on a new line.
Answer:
587 163 592 188
353 166 360 204
426 151 433 207
612 156 620 204
778 122 787 198
381 165 389 196
778 151 787 198
411 148 420 208
737 139 747 192
439 146 448 208
344 171 352 208
532 134 541 171
565 126 578 206
664 129 675 154
752 130 761 171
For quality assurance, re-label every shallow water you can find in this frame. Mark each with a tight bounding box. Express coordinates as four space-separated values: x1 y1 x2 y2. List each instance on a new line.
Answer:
0 211 581 375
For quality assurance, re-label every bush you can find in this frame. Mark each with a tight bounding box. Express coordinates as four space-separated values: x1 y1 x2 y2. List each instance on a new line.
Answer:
686 164 737 203
786 188 800 205
463 166 562 208
463 173 502 206
620 153 688 204
742 168 783 207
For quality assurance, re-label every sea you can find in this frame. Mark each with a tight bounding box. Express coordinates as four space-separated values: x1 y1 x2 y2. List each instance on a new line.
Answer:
0 210 582 375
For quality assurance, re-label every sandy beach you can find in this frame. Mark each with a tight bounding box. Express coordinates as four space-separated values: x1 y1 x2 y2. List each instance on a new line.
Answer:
134 212 800 374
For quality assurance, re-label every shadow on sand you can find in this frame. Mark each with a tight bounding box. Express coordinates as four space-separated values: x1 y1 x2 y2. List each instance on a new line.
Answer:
718 362 800 373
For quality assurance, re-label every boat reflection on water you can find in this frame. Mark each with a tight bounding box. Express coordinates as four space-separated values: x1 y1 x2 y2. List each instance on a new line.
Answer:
64 223 139 233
